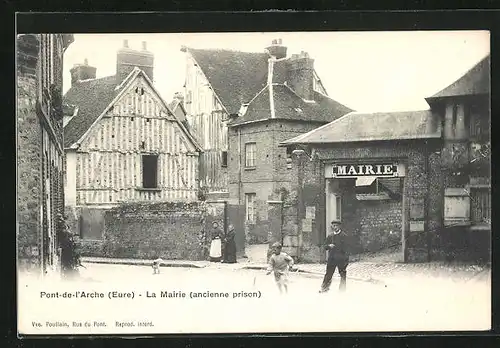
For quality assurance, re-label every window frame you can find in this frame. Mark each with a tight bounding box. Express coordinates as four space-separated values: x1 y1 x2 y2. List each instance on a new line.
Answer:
245 193 256 223
141 154 159 189
245 142 257 168
221 151 228 168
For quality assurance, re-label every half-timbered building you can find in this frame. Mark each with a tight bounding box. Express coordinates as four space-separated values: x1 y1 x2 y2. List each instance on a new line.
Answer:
63 41 201 221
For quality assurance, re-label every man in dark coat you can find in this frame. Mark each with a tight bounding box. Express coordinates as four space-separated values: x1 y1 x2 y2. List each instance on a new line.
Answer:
319 221 349 293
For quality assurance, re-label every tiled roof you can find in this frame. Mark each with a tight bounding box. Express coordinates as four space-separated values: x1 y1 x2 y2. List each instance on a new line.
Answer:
427 55 490 100
185 48 270 115
281 110 441 145
229 84 352 127
63 75 124 148
64 70 202 152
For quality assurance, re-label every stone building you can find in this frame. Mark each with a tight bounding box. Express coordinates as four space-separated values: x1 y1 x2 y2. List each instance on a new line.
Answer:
182 40 352 256
281 54 490 263
227 41 352 246
63 40 202 248
17 34 74 276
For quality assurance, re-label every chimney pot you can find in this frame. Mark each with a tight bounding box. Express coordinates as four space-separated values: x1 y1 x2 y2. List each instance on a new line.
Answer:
70 60 97 86
266 39 287 59
116 41 154 84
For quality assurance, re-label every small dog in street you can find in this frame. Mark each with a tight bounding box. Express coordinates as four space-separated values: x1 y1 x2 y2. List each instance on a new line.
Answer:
152 257 163 274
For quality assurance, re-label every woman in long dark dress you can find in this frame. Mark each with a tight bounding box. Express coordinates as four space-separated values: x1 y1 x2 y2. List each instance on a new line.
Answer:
209 221 223 262
223 224 237 264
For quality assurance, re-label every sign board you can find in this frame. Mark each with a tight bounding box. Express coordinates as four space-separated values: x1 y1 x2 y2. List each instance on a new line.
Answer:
302 219 312 232
325 163 406 178
305 206 316 219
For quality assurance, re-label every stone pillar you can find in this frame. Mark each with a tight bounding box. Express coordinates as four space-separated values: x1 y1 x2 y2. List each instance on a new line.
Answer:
405 151 430 262
444 103 454 139
338 179 361 255
267 200 283 260
455 104 467 140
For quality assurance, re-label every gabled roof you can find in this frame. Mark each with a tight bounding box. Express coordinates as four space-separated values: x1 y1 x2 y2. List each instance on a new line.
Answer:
281 110 441 145
184 48 269 115
64 75 124 148
426 55 490 101
229 84 353 127
64 68 202 152
168 99 187 123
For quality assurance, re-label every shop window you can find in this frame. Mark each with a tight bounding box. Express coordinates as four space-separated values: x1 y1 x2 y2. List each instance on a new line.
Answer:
444 188 470 225
142 154 158 189
245 193 256 223
245 142 256 168
470 188 491 225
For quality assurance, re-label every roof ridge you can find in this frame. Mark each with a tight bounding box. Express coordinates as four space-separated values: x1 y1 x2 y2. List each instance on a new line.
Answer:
282 111 355 144
313 90 354 111
187 47 268 55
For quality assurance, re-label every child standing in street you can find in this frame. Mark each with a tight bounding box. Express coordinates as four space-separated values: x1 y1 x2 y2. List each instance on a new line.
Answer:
266 242 294 294
152 256 163 275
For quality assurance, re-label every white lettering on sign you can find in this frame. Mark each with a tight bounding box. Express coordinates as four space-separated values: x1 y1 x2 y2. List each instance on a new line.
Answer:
326 163 402 178
337 166 347 175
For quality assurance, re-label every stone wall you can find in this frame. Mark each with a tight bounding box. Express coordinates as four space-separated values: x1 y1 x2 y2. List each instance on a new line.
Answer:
17 57 43 272
227 120 326 247
358 200 403 252
282 140 444 263
74 202 206 260
72 200 248 261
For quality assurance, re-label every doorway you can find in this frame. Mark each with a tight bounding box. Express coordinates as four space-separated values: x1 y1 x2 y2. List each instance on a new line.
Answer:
325 175 405 263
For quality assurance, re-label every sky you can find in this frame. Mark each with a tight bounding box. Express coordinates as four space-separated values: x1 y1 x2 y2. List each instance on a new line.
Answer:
63 31 490 112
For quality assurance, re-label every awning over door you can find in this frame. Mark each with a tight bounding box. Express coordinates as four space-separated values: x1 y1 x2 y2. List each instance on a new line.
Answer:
356 176 377 187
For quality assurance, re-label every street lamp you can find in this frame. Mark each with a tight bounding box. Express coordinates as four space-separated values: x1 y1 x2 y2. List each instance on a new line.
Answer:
292 147 316 161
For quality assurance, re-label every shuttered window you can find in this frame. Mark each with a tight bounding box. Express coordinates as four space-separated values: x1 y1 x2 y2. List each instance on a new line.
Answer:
142 155 158 188
471 188 491 224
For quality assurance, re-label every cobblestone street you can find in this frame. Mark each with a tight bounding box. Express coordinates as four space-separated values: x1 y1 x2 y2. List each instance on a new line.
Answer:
18 261 490 334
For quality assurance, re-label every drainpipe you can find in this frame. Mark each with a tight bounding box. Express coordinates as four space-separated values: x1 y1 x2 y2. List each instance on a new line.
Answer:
425 143 431 262
238 127 242 206
296 152 305 261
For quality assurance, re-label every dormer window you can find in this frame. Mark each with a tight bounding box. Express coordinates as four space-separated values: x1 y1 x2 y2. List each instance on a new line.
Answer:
238 104 249 116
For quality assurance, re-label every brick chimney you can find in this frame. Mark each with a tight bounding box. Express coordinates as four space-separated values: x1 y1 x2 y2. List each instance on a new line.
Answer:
116 39 154 84
70 58 96 86
288 51 314 101
266 38 287 59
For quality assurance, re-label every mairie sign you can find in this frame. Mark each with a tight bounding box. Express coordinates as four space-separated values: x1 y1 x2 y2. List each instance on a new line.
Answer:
325 163 403 178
